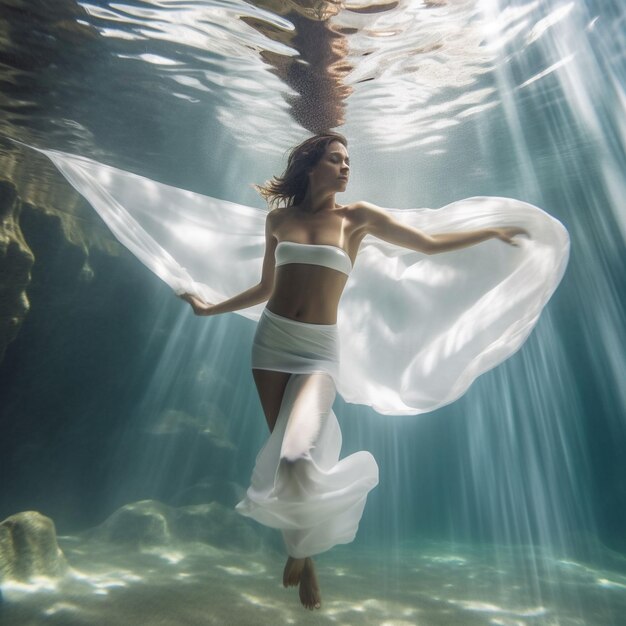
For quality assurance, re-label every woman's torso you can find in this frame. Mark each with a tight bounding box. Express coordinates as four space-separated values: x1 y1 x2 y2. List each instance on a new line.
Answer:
266 204 365 324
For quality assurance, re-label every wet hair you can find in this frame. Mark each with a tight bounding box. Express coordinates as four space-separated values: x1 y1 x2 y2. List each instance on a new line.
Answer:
255 132 348 209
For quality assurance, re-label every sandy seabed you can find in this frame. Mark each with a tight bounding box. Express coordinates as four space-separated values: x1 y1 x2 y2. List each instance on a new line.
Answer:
1 536 626 626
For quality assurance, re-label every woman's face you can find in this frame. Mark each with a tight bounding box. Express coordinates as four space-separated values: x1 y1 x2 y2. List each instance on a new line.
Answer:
308 140 350 192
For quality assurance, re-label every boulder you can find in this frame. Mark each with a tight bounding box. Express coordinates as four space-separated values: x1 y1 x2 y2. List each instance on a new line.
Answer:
87 499 263 552
0 511 68 581
86 500 172 549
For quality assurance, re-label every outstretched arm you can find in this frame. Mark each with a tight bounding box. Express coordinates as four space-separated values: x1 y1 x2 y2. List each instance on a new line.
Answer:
356 201 530 255
178 211 278 316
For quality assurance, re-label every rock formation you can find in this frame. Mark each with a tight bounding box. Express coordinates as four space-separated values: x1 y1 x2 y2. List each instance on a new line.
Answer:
0 511 68 582
0 180 33 363
86 499 262 552
0 144 121 364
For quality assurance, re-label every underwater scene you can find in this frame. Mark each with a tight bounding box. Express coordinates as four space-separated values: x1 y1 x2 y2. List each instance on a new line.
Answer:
0 0 625 624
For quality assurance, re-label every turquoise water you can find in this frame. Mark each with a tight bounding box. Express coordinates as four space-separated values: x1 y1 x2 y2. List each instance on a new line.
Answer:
0 0 625 623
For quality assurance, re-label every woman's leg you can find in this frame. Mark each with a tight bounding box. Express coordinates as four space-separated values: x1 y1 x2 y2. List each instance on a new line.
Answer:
279 372 336 464
252 368 291 432
279 374 334 610
251 369 308 589
250 368 324 609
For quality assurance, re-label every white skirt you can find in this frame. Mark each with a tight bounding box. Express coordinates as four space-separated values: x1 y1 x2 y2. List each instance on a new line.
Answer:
250 307 340 383
236 307 379 558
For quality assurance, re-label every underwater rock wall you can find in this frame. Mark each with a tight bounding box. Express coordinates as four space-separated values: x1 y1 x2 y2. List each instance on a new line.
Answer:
0 147 122 362
0 146 176 531
0 179 33 363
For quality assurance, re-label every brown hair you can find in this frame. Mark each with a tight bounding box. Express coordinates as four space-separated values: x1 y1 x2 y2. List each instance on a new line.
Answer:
255 132 348 209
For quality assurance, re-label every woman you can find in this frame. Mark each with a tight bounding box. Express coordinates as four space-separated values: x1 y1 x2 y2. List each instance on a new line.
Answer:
178 131 530 610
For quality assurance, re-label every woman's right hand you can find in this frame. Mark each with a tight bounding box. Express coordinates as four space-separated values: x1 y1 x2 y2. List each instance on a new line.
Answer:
492 226 531 247
178 292 215 316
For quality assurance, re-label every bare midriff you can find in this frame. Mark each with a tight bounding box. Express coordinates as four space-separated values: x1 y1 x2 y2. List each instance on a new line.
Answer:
266 264 349 325
264 204 364 325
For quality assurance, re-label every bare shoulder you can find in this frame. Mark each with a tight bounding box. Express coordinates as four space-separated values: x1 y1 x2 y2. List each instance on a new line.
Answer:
267 206 284 220
347 201 393 229
265 206 286 229
262 207 283 243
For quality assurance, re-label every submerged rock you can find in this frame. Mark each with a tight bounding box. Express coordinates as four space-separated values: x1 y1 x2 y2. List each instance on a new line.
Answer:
172 477 246 508
0 511 68 582
86 500 172 549
87 499 262 552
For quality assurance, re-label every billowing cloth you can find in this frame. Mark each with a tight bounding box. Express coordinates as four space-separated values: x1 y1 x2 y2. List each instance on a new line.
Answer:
36 146 570 415
240 307 378 557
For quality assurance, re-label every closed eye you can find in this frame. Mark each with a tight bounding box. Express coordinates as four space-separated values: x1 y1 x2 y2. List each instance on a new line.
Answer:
330 152 350 165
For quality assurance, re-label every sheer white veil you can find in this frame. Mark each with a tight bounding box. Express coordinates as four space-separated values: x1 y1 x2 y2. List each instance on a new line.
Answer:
35 145 570 415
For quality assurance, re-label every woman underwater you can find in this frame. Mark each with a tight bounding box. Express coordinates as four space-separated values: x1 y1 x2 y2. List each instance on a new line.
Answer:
177 131 531 610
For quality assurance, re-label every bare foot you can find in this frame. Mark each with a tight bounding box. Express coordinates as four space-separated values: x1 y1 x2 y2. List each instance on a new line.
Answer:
299 557 321 610
283 556 306 587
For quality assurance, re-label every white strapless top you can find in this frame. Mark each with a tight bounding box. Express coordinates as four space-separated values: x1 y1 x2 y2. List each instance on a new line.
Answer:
275 241 353 275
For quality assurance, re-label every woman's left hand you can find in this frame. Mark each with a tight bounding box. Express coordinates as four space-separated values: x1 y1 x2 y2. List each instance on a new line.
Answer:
178 292 214 316
492 226 531 247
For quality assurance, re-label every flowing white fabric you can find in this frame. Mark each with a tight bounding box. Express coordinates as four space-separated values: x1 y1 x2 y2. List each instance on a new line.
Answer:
251 307 341 383
236 371 378 558
242 307 378 556
36 146 570 415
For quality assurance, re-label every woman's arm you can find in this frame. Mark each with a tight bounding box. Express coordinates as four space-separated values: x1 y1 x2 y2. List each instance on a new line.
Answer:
356 201 529 255
179 211 278 316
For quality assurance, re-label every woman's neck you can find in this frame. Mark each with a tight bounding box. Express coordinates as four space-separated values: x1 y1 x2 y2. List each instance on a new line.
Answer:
298 188 337 214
